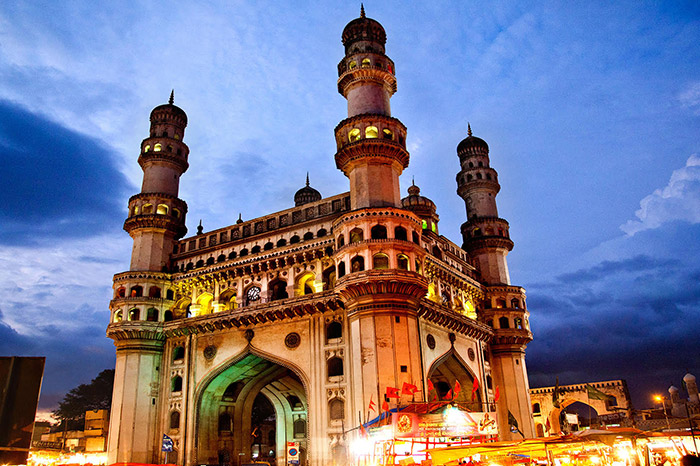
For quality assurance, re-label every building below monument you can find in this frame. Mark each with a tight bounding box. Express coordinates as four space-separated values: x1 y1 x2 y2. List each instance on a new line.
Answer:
107 8 535 466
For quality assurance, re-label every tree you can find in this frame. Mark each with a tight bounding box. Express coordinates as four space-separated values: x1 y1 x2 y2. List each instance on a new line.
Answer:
52 369 115 422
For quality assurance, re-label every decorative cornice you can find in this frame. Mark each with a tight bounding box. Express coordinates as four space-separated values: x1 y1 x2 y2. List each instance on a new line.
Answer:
335 139 409 172
124 214 187 238
335 269 428 304
418 299 493 341
337 68 397 96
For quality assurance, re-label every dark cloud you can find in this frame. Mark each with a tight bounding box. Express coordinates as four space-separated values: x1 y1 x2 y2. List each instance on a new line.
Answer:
0 99 130 245
525 224 700 407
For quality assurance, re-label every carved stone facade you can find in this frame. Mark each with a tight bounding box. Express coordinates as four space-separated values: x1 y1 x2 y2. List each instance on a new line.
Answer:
107 10 535 466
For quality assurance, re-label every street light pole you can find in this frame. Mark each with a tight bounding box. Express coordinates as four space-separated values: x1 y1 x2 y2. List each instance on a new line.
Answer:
654 395 671 430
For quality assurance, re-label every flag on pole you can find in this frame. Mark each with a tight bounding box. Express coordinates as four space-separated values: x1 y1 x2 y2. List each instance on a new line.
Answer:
471 378 479 401
368 396 376 412
402 382 418 395
585 384 613 401
494 385 500 402
386 386 400 399
446 389 453 400
454 380 462 396
382 400 389 412
359 423 368 438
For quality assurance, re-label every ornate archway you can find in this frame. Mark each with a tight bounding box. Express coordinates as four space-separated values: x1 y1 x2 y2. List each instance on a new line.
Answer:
427 350 481 410
195 352 308 466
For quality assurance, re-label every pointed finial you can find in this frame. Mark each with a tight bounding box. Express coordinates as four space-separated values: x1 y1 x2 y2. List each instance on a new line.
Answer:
467 122 472 137
197 219 203 235
236 213 243 224
306 172 310 187
412 176 415 186
360 3 365 18
169 89 174 105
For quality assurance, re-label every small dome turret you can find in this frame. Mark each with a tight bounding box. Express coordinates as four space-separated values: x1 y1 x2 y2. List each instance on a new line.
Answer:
294 174 322 206
669 385 679 393
402 181 439 234
457 123 489 156
150 90 188 126
684 373 696 382
341 4 386 54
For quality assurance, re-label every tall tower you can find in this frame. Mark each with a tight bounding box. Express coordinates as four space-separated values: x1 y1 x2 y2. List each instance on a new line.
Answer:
334 5 408 209
107 94 189 464
456 126 535 439
333 8 428 433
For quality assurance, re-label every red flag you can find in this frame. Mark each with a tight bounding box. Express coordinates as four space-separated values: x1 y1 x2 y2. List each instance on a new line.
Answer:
494 385 500 402
368 396 376 413
386 386 400 399
402 382 418 395
454 380 462 396
446 389 453 400
382 400 389 412
471 378 479 402
359 423 368 438
427 379 435 392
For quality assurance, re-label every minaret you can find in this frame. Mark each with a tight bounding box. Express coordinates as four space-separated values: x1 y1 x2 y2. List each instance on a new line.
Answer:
125 91 189 271
455 125 534 439
107 94 189 464
334 5 409 209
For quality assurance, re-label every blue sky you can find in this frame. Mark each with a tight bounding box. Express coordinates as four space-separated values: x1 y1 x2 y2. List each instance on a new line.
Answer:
1 1 699 415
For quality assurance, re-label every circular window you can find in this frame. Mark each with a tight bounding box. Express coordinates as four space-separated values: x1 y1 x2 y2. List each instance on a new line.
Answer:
426 334 436 350
468 348 476 361
203 345 217 360
285 332 301 349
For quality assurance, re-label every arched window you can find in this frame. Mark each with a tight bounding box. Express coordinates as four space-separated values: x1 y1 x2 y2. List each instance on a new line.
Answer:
373 253 389 269
432 246 442 260
149 286 161 298
383 128 393 139
290 235 300 244
348 60 357 70
170 411 180 429
173 346 185 361
415 258 422 274
251 245 260 254
499 317 510 329
348 128 361 142
326 321 342 341
223 382 244 401
166 289 174 300
477 173 483 179
130 285 143 297
144 145 150 153
317 228 327 237
361 58 371 68
322 266 336 291
473 228 482 236
329 399 345 421
217 254 226 262
269 279 289 301
195 259 204 268
172 376 182 392
479 161 484 167
263 242 273 250
394 226 407 241
532 403 541 414
276 238 287 247
328 357 344 377
161 131 168 137
412 231 420 244
116 287 126 298
228 251 237 260
239 248 248 257
218 412 231 432
514 317 523 329
293 419 306 437
166 145 173 153
350 255 364 272
164 310 173 321
186 262 194 270
496 298 507 308
469 162 474 168
337 235 345 248
397 254 409 270
365 126 378 138
370 224 387 239
337 261 346 278
113 310 123 322
146 308 158 321
511 298 520 308
154 143 162 152
303 232 314 241
349 228 363 243
206 257 215 265
128 308 140 321
156 204 168 215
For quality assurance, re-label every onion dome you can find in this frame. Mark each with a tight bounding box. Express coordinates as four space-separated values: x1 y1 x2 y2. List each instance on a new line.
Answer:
402 181 436 212
684 373 696 382
457 123 488 156
294 174 322 206
150 90 188 125
341 4 386 53
669 385 679 393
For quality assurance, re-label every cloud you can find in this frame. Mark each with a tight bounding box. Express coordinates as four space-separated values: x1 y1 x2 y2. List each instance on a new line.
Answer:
679 82 700 115
0 99 131 245
620 154 700 236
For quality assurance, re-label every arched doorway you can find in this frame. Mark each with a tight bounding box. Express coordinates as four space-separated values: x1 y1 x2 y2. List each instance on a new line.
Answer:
560 401 598 431
427 351 481 411
197 353 308 466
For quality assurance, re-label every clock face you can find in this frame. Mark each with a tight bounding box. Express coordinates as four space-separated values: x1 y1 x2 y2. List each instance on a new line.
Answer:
247 286 260 302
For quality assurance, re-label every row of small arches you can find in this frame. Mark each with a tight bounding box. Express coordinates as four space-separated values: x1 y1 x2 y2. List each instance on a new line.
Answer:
344 125 404 145
131 202 181 218
337 225 419 248
485 316 526 330
115 285 174 300
346 57 393 74
463 172 496 182
484 297 523 309
337 253 415 277
150 130 181 140
467 226 509 239
143 143 183 156
113 307 174 323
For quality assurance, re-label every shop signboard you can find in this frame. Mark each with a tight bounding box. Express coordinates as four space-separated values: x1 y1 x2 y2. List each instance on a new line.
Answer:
287 441 299 464
391 408 498 438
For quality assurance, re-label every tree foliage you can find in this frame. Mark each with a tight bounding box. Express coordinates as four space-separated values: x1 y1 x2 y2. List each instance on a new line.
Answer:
52 369 115 421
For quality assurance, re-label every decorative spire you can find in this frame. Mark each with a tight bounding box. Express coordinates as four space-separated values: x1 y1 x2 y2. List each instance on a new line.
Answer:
236 213 243 224
360 3 365 18
169 89 174 105
412 176 415 186
467 122 472 137
196 219 203 235
306 172 310 187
